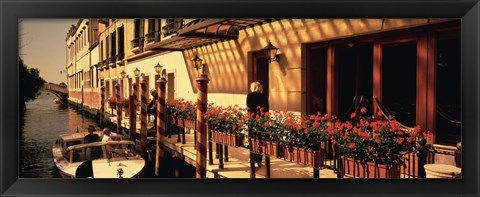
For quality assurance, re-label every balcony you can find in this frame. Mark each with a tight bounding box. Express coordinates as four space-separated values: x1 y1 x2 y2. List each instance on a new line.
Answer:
145 31 160 43
116 53 125 66
162 20 184 37
130 37 144 54
108 55 116 68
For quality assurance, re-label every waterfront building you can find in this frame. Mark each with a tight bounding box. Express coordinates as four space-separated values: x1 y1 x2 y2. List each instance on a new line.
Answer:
65 18 461 166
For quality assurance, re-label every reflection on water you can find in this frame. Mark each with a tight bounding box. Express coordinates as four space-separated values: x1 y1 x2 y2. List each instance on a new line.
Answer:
19 91 99 178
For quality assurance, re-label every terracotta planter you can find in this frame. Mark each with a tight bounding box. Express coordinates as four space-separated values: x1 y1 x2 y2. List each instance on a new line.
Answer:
284 145 293 161
306 149 321 168
176 117 185 127
184 119 195 130
252 139 264 154
227 133 243 147
292 146 299 163
342 157 400 178
298 148 307 164
264 141 278 157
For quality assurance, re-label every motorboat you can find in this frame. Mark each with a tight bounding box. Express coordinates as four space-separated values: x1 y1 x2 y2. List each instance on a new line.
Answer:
52 131 145 178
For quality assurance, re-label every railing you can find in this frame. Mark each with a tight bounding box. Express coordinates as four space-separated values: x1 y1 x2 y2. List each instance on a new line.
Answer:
145 31 159 42
130 37 144 49
162 20 184 37
116 53 124 62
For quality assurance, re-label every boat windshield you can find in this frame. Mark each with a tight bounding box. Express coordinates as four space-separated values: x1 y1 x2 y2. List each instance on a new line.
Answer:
66 141 136 162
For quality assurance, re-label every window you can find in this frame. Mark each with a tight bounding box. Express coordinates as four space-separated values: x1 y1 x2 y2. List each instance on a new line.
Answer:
435 30 461 145
110 32 116 61
307 47 327 115
382 42 417 126
117 26 125 60
132 19 144 48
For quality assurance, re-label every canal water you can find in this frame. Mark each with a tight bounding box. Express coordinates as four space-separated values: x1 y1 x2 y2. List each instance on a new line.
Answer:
19 91 99 178
19 91 194 178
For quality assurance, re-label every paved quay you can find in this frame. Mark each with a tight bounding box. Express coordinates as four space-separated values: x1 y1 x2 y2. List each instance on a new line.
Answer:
107 113 338 178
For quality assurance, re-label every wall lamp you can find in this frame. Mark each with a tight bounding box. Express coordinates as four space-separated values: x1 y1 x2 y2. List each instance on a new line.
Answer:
192 53 206 74
154 62 166 78
134 68 140 77
262 40 280 63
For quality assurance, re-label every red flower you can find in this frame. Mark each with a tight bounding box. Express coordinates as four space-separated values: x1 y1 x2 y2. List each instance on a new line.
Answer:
225 117 230 122
406 136 414 143
304 129 309 134
232 125 236 131
264 122 269 127
397 131 404 136
377 111 383 117
348 143 356 149
312 121 321 128
327 127 335 135
396 138 404 145
390 120 400 131
368 146 374 152
237 121 243 127
350 113 356 119
360 107 367 114
309 115 315 121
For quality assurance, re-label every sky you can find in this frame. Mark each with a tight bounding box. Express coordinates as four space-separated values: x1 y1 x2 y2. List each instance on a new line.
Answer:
19 19 79 84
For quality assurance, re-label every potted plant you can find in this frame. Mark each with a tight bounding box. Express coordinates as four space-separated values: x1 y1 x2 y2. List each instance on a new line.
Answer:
334 108 427 178
105 96 117 114
205 104 245 147
118 97 129 116
166 98 197 130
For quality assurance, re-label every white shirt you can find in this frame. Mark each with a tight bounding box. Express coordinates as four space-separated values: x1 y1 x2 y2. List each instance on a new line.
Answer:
102 134 112 143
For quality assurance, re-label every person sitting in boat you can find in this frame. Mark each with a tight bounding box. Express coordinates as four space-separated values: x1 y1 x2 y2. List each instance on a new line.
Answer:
101 128 122 156
84 125 99 143
84 125 101 159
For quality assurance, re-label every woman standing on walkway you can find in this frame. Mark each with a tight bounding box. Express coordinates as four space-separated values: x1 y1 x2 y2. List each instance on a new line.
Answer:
246 81 269 168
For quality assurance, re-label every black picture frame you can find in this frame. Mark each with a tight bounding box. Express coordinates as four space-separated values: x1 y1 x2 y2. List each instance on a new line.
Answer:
1 0 479 196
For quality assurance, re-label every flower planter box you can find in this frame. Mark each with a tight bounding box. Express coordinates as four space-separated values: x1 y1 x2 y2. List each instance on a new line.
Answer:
184 119 195 130
284 145 297 162
228 133 243 147
342 157 400 178
211 130 243 147
264 141 278 157
176 117 185 127
251 139 264 154
305 149 321 168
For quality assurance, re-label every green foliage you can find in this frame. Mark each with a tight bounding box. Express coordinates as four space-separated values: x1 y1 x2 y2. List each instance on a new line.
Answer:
19 57 45 103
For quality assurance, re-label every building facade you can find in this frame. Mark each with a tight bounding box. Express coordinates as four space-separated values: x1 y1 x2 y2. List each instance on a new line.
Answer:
65 18 461 151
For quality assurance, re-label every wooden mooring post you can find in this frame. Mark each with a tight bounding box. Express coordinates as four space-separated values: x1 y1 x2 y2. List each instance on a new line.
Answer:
155 75 167 176
195 73 209 178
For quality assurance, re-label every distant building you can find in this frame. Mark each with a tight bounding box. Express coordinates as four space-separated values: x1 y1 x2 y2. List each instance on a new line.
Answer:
65 18 461 159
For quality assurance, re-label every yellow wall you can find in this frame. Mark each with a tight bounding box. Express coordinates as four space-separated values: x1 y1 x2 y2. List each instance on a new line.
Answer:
184 18 453 113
